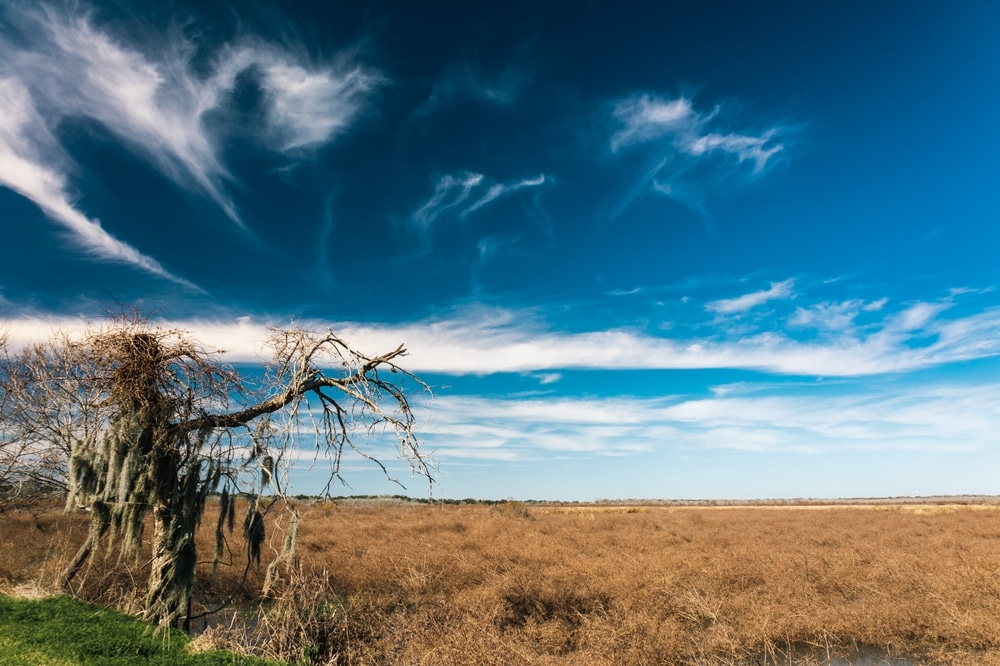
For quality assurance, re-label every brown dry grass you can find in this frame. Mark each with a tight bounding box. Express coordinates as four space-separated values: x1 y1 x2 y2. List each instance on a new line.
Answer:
6 500 1000 664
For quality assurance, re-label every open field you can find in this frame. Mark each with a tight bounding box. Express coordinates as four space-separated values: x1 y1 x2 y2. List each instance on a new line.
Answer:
5 499 1000 664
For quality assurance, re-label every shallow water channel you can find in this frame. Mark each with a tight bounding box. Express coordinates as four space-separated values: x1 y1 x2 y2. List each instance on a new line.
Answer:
757 646 915 666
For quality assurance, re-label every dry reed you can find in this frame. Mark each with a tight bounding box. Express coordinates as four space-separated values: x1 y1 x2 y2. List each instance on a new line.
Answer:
5 500 1000 664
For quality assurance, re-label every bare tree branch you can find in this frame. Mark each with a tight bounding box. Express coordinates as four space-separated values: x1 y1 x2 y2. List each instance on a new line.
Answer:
0 315 433 627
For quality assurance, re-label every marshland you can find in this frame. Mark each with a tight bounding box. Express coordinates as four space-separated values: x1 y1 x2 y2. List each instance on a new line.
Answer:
5 497 1000 664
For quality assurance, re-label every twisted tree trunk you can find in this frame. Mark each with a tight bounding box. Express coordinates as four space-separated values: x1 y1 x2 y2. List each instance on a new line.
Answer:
58 520 108 590
144 502 195 627
142 444 198 628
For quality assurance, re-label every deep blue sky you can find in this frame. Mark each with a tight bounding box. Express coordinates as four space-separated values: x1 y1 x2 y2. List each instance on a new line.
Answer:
2 1 1000 500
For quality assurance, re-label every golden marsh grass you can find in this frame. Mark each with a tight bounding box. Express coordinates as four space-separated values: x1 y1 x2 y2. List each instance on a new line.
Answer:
5 500 1000 664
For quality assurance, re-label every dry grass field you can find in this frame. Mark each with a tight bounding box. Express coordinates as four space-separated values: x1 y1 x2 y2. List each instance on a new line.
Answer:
5 499 1000 665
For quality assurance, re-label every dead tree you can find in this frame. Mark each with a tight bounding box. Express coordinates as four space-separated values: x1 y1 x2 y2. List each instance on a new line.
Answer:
0 330 83 513
0 315 432 627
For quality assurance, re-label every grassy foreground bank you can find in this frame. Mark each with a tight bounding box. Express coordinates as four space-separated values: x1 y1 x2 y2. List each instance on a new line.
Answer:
0 594 278 666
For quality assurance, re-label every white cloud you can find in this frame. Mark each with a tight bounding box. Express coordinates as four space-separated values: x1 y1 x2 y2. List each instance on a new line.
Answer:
7 310 1000 470
0 3 379 274
610 93 784 172
689 131 783 173
421 395 665 460
610 96 697 151
27 9 239 223
706 279 795 314
410 172 549 230
411 172 484 228
242 49 381 152
892 302 948 332
789 298 894 332
864 298 889 312
419 379 1000 461
6 294 1000 379
463 175 547 217
608 93 788 215
0 77 188 284
319 303 1000 376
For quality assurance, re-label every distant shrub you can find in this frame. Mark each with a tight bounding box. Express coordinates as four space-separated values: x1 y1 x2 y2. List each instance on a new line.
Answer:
492 499 532 519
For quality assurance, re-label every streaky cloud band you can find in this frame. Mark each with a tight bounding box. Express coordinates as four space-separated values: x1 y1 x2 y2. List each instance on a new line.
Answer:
5 298 1000 378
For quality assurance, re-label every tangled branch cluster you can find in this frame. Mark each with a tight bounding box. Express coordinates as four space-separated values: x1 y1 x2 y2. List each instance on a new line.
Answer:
0 314 433 627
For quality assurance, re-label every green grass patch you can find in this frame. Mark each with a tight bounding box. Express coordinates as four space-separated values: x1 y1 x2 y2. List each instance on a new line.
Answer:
0 594 280 665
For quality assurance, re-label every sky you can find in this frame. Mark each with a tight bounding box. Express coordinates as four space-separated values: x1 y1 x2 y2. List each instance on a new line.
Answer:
2 1 1000 501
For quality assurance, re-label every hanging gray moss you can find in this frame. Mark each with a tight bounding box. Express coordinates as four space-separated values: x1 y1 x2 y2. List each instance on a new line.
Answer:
5 315 433 629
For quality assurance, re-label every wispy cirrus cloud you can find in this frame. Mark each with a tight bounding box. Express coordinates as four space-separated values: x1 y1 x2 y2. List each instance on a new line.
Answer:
610 96 699 152
474 234 522 273
411 172 484 229
420 379 1000 462
414 40 535 117
706 279 795 315
611 94 784 171
463 175 548 216
0 2 379 277
0 76 187 284
416 61 526 115
790 298 888 332
688 131 783 172
211 42 380 154
608 93 789 216
410 172 550 229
